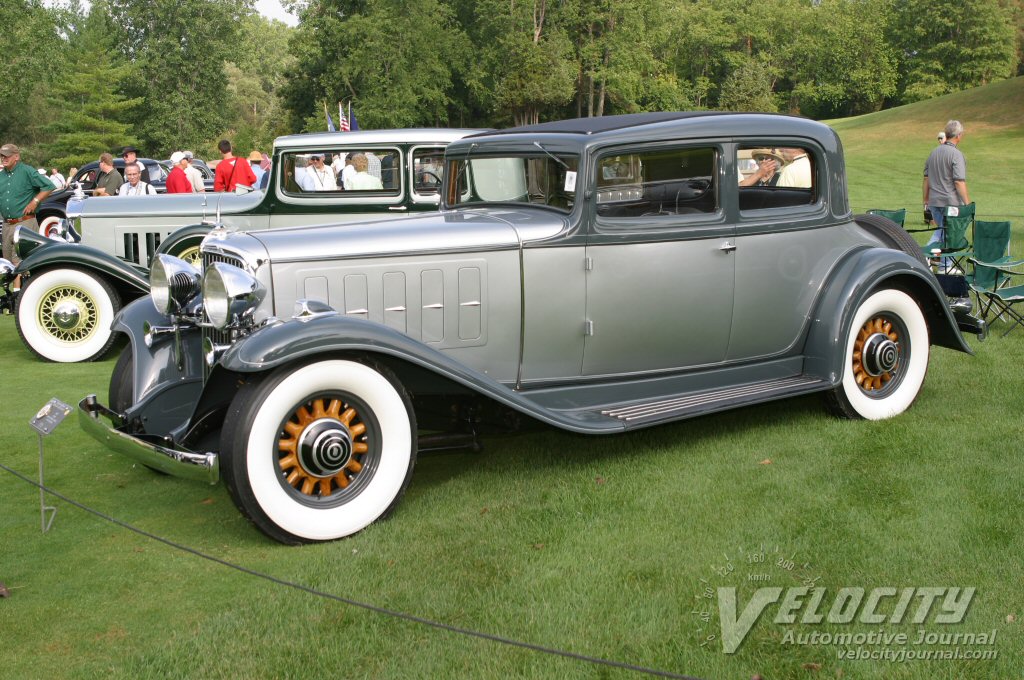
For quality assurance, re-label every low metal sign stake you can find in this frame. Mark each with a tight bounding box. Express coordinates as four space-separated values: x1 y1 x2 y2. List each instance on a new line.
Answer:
29 398 73 533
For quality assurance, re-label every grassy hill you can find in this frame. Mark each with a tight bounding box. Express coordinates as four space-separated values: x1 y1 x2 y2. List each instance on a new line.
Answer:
828 76 1024 250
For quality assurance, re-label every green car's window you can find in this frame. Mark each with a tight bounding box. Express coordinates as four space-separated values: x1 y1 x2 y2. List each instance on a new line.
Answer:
595 147 718 218
411 147 446 197
737 145 816 211
280 149 402 196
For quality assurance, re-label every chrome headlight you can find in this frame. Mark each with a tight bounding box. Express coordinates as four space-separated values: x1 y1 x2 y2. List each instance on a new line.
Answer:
14 225 49 260
202 262 266 330
150 254 201 315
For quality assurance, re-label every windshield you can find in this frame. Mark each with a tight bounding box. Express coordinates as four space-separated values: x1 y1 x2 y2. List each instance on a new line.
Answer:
444 154 579 213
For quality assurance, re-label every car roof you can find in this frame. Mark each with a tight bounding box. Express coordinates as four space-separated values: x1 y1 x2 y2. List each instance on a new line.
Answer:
272 128 487 149
450 112 837 155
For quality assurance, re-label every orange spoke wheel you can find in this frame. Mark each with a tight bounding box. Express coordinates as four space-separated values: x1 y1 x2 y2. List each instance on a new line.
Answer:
276 394 376 501
851 314 904 396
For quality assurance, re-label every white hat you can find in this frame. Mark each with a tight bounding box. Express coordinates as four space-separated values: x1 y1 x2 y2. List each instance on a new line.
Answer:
38 167 46 174
170 151 186 164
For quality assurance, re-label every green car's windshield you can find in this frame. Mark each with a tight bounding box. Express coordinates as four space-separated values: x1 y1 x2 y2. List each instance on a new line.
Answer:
444 154 579 213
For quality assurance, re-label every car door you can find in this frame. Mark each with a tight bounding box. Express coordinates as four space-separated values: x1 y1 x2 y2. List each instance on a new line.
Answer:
728 142 847 361
582 143 736 376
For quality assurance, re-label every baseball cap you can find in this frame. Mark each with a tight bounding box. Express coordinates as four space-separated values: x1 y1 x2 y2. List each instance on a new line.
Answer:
183 151 194 160
0 143 20 157
170 151 187 164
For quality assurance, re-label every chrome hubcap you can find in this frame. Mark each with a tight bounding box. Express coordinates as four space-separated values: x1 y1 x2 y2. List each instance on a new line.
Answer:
52 300 83 331
862 332 899 376
297 418 353 478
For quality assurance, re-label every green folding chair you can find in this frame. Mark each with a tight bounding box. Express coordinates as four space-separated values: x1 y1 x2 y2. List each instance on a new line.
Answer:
922 203 974 273
867 208 906 228
967 220 1024 336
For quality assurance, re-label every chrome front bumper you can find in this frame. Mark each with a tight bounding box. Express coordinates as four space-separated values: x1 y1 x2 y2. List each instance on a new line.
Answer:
78 395 220 484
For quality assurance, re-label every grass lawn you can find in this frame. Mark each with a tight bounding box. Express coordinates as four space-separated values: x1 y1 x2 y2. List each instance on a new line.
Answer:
2 82 1023 679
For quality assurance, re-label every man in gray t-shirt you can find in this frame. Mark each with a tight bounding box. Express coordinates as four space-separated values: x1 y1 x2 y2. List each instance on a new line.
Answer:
923 120 970 269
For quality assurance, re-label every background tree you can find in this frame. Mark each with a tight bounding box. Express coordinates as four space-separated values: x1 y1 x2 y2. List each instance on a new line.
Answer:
0 0 67 162
43 6 143 169
221 14 297 156
103 0 254 155
282 0 468 132
892 0 1017 102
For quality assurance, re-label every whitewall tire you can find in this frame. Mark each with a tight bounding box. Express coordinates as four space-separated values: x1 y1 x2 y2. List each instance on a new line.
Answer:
826 289 929 420
15 267 121 362
221 359 417 544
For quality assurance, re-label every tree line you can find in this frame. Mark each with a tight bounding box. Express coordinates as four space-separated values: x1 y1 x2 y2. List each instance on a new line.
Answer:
4 0 1022 168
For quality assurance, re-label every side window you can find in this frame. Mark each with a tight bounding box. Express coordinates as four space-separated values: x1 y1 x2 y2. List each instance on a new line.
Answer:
737 145 816 211
412 147 445 196
280 148 402 196
595 147 717 218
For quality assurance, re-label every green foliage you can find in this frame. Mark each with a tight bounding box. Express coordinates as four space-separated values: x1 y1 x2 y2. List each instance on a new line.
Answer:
283 0 469 132
0 0 68 162
43 8 143 169
221 14 297 154
102 0 254 156
717 58 779 112
893 0 1018 103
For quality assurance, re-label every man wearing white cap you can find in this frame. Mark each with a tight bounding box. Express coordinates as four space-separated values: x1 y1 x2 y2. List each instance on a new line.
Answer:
183 151 206 193
165 152 193 193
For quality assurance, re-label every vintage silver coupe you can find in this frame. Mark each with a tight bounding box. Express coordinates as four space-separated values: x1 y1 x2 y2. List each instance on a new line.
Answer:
13 129 476 363
79 112 983 544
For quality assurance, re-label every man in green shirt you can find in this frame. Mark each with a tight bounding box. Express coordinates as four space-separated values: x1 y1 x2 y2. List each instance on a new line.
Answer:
93 153 123 197
1 143 55 264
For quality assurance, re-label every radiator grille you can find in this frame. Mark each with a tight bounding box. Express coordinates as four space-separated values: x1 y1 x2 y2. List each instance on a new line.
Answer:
201 250 247 380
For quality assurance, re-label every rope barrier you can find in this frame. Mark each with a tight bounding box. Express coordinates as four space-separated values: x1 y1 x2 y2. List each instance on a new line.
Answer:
0 461 703 680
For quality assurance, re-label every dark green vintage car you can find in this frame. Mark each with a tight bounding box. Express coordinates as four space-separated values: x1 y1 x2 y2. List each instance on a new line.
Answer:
79 112 985 544
13 129 479 363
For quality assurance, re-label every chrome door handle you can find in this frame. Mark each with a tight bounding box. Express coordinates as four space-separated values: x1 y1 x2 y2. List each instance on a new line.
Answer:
719 241 736 252
388 206 408 211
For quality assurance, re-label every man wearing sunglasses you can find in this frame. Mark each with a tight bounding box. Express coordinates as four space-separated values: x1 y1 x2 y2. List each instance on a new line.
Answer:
1 143 55 264
300 154 338 191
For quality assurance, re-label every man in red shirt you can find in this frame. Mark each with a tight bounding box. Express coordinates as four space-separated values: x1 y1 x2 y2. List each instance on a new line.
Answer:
213 139 257 192
165 152 193 193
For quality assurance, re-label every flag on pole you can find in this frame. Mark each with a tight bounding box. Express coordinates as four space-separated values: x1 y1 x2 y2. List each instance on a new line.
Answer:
324 101 336 132
338 102 350 132
350 106 359 131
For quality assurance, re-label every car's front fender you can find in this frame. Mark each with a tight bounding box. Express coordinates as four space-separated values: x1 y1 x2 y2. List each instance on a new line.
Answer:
219 314 623 434
114 297 205 439
803 247 972 384
15 241 150 294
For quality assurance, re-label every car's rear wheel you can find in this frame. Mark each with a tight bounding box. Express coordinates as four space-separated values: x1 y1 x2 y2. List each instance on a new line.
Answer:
826 289 929 420
15 267 121 362
854 213 930 268
221 359 417 544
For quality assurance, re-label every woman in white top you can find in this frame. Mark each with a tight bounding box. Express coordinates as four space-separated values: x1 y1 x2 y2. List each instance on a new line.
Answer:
344 153 383 191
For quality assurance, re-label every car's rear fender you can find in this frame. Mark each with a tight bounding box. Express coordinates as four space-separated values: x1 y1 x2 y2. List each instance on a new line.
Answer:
803 247 971 384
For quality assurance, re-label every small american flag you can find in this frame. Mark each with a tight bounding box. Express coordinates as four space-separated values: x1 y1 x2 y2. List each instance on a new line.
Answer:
338 103 350 132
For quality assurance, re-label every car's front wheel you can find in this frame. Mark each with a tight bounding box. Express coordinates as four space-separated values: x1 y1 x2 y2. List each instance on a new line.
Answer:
826 289 929 420
15 267 121 362
221 359 417 544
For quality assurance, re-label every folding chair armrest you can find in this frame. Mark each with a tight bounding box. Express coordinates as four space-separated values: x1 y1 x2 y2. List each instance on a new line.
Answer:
969 257 1024 276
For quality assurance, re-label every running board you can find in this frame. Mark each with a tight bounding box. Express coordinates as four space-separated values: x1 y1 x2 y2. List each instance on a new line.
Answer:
598 375 830 426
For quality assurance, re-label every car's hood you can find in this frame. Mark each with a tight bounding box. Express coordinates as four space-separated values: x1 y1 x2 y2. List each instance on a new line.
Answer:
231 207 568 263
68 191 265 218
